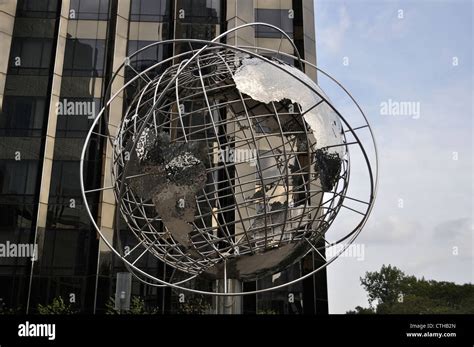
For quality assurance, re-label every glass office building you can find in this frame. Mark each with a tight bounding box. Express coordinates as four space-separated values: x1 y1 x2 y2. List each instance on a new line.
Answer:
0 0 327 314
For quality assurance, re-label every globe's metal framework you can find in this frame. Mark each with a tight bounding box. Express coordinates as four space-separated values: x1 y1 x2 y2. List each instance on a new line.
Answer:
80 23 378 296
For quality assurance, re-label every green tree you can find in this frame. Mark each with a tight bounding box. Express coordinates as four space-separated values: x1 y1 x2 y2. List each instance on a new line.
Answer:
105 296 159 314
0 298 21 314
37 297 77 315
177 296 211 314
346 306 375 314
360 264 406 308
349 265 474 314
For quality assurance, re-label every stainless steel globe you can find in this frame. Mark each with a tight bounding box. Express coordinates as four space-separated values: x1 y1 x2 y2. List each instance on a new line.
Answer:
80 23 378 295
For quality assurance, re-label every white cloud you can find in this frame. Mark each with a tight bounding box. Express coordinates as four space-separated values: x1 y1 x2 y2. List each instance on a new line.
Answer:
434 218 472 240
359 214 421 244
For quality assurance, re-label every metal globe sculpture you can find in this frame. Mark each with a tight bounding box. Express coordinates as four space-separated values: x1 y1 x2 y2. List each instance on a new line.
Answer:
80 23 378 295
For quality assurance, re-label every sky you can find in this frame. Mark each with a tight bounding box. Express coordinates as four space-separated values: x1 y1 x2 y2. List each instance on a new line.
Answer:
313 0 473 313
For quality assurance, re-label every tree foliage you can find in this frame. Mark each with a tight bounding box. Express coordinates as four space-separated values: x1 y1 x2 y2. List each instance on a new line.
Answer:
349 264 474 314
0 298 21 314
105 296 159 314
177 296 211 314
37 297 77 315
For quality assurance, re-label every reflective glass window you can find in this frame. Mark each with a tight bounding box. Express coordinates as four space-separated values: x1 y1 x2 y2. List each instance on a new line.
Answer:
8 38 54 75
17 0 59 18
0 96 46 136
63 39 106 77
69 0 110 20
255 9 294 38
49 161 81 197
130 0 171 22
0 161 39 196
56 98 102 138
127 40 166 73
177 0 220 24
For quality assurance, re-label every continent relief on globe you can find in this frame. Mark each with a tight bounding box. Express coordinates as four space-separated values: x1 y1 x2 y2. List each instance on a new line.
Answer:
127 130 208 248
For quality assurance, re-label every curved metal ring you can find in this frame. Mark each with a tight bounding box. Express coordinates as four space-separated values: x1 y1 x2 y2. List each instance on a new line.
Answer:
80 23 378 295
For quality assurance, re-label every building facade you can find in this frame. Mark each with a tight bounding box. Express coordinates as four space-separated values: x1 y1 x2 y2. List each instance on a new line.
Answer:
0 0 327 314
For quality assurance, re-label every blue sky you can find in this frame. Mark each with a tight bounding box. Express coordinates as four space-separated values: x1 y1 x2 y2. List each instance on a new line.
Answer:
314 0 473 313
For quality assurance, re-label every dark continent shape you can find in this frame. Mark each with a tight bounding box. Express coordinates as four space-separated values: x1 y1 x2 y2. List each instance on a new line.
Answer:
152 183 201 247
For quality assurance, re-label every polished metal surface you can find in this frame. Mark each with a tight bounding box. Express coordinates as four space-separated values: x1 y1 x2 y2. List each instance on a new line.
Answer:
80 23 378 295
